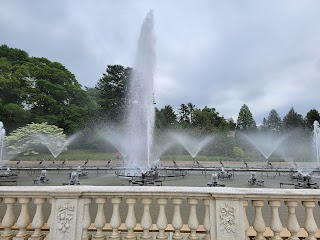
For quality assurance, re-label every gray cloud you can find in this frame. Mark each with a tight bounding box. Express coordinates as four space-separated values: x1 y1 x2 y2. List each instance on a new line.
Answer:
1 0 320 124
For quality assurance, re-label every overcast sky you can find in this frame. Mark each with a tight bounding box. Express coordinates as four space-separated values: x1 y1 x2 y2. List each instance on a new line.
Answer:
1 1 320 124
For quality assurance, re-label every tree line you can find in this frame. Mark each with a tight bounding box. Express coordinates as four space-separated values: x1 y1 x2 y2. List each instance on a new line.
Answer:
1 44 320 155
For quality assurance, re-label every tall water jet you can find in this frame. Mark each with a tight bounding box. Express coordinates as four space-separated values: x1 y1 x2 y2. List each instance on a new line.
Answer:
0 121 5 162
313 120 320 167
125 10 156 171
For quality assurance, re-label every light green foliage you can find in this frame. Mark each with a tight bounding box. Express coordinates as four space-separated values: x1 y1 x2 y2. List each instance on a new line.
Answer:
233 147 245 159
5 122 68 156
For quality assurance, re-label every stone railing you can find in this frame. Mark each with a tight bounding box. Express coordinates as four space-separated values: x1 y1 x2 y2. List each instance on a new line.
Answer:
0 186 320 240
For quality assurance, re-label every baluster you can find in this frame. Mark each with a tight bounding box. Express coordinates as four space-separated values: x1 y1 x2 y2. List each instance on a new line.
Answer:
156 198 168 240
29 198 46 240
109 197 122 240
243 200 250 240
203 199 210 240
0 197 2 221
44 198 52 240
13 197 31 240
125 197 137 240
252 200 266 240
82 198 92 240
141 198 152 240
188 198 199 240
172 198 183 240
93 197 107 240
302 201 318 240
0 197 17 239
285 201 300 240
268 200 283 240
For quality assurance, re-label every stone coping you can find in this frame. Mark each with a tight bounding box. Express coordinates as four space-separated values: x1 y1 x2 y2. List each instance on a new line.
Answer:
0 185 319 199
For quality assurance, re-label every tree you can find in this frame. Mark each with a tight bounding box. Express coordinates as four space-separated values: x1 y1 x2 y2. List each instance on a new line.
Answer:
260 118 268 132
236 104 257 132
95 65 131 123
192 106 227 132
266 109 282 133
306 109 320 128
178 102 195 126
283 107 305 131
155 105 177 129
5 122 68 156
0 45 97 134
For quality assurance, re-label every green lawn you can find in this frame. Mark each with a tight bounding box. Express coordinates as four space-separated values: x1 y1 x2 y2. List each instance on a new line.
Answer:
8 149 238 162
8 149 284 163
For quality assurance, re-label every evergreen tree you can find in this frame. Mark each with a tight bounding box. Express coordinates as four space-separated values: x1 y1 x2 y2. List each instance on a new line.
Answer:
236 104 257 132
155 105 177 129
266 109 282 133
306 108 320 128
283 107 305 131
95 65 131 124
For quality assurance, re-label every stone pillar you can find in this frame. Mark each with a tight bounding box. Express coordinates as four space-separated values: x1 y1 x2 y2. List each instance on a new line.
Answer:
109 197 122 240
81 198 92 240
172 198 183 240
140 198 152 240
285 201 300 240
0 197 17 240
302 201 317 240
210 196 245 240
48 191 85 240
187 198 199 240
125 197 137 240
203 199 211 240
29 198 47 240
252 200 266 240
156 198 168 240
268 200 283 240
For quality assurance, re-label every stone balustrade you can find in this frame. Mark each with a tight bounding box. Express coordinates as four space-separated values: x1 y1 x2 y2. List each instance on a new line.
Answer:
0 186 319 239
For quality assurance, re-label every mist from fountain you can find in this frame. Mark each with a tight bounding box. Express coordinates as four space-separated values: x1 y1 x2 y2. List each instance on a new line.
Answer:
152 137 175 161
37 133 78 159
171 132 214 159
243 132 287 161
124 10 156 172
100 129 128 159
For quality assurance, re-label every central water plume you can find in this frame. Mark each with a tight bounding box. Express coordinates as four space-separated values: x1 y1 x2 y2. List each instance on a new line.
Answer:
124 10 156 171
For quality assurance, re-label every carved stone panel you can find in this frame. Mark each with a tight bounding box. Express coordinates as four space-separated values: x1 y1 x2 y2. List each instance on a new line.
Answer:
215 200 244 240
57 201 75 238
50 198 84 240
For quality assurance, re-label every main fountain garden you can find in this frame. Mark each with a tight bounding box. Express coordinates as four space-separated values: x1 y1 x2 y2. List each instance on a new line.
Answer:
0 9 320 190
1 11 320 240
